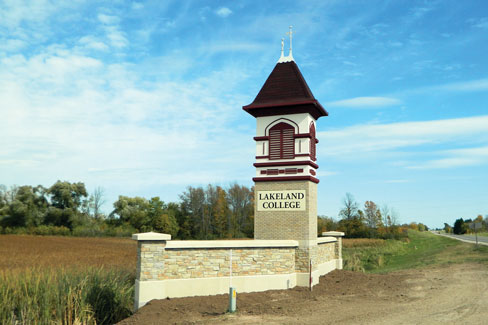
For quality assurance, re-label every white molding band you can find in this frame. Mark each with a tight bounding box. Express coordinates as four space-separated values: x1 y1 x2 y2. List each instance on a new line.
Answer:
165 239 299 249
321 231 345 237
317 237 337 244
132 232 171 241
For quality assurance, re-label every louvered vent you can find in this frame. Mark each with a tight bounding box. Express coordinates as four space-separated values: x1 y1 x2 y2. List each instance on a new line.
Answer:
269 122 295 160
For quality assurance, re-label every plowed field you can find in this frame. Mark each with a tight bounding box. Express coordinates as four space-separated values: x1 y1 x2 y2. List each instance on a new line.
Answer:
0 235 136 271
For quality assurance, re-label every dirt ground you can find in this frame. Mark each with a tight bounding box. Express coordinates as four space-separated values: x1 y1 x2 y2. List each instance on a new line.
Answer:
119 263 488 325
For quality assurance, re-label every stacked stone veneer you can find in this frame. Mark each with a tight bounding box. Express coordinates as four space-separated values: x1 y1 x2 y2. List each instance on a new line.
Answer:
133 232 343 310
138 245 296 281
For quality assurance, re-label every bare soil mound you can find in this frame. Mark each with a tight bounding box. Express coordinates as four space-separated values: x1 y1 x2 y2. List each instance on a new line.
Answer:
119 268 410 325
120 263 488 324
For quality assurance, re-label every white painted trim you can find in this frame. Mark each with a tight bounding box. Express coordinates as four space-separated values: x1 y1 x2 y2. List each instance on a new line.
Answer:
166 239 299 249
135 273 297 309
132 232 171 241
134 258 342 310
322 231 345 237
317 237 337 244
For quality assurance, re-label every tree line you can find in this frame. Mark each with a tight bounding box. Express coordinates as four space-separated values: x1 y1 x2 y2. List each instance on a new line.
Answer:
0 181 253 239
1 182 428 239
318 193 422 239
443 215 488 235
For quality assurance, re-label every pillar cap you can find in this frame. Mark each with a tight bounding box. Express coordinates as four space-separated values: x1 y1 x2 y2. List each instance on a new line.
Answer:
321 231 345 237
132 232 171 241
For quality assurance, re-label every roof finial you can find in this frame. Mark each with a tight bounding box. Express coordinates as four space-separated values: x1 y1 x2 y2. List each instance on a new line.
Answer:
277 27 295 63
286 25 294 59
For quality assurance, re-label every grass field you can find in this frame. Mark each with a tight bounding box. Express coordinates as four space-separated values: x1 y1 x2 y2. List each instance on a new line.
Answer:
343 230 488 273
0 235 137 324
3 232 487 323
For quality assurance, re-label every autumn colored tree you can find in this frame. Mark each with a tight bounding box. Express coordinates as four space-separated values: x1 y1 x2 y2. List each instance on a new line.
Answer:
364 201 380 228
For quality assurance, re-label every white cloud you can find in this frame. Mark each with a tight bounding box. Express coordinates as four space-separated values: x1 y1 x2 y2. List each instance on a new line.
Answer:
318 115 488 157
98 13 120 25
0 46 253 193
106 27 129 48
326 96 402 108
408 146 488 169
215 7 232 18
437 79 488 92
78 36 109 51
132 2 144 10
0 38 26 51
468 17 488 29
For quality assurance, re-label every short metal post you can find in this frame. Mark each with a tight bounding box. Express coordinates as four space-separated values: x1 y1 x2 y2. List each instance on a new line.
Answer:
229 287 236 312
228 249 236 312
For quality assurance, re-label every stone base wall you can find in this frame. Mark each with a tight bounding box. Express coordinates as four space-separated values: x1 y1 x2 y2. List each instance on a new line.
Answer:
161 247 295 279
133 233 343 310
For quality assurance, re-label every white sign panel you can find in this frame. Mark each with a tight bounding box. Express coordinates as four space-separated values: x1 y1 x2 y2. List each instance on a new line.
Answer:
257 190 306 211
470 222 482 230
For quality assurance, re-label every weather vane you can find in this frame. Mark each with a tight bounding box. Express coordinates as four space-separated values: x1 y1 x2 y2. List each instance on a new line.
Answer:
278 26 295 63
286 25 294 57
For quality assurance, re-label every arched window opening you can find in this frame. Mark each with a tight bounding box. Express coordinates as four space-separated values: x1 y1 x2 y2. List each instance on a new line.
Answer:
310 123 316 161
269 122 295 160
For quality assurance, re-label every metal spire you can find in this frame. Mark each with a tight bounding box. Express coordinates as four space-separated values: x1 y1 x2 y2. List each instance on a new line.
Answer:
277 27 295 63
286 25 294 58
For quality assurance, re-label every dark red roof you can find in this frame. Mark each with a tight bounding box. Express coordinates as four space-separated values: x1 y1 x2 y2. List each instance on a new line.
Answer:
243 61 328 120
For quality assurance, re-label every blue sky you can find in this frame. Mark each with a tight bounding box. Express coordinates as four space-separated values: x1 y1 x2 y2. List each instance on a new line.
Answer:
1 0 487 228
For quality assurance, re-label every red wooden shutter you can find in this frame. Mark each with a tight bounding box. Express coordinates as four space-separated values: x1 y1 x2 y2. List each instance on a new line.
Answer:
269 122 295 160
310 123 316 161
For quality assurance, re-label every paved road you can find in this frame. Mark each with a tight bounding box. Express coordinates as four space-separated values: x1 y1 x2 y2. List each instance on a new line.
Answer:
437 232 488 246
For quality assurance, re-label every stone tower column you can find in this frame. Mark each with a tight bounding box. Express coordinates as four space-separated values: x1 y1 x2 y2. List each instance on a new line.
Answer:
243 47 328 287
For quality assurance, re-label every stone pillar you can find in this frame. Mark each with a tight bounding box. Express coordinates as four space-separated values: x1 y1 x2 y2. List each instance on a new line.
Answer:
254 181 317 241
321 231 344 270
133 232 171 310
254 180 318 285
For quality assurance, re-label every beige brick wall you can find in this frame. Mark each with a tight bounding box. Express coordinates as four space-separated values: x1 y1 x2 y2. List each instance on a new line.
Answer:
254 181 317 241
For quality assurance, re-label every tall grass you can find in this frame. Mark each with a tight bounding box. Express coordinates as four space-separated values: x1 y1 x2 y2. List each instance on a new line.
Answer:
343 239 408 272
0 267 134 324
343 230 488 273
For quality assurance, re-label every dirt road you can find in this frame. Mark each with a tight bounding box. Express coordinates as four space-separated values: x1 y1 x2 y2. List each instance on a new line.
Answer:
119 263 488 325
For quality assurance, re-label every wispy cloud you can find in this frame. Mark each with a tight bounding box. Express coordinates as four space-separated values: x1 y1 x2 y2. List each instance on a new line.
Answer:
408 146 488 169
215 7 232 18
0 45 253 192
326 96 402 108
437 79 488 92
468 17 488 29
318 115 488 157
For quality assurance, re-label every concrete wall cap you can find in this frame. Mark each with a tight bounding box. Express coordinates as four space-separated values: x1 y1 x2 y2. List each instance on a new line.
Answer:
317 237 337 244
132 232 171 241
321 231 345 237
165 239 298 249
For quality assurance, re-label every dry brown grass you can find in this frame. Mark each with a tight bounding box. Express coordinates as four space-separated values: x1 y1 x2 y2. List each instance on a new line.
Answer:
342 238 386 248
0 235 137 272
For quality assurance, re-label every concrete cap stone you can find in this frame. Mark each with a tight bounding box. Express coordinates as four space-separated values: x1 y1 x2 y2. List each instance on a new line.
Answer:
321 231 345 237
166 239 298 249
132 232 171 241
